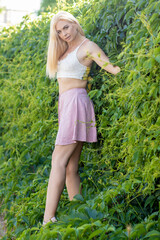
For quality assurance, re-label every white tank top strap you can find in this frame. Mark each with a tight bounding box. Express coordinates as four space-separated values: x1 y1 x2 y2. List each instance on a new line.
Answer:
75 38 88 52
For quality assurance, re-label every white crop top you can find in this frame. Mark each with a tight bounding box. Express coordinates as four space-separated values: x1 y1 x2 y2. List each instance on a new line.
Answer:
57 39 90 80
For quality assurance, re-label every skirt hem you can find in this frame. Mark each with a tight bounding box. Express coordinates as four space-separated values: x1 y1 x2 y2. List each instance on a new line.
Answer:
55 139 98 146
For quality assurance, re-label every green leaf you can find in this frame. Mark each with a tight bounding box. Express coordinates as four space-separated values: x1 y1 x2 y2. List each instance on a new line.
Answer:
62 228 76 240
107 225 116 232
150 13 159 23
77 223 92 232
144 230 160 238
146 221 157 232
89 228 104 239
88 89 98 99
85 207 98 219
144 195 155 208
148 211 159 220
125 8 135 24
155 56 160 64
72 194 84 202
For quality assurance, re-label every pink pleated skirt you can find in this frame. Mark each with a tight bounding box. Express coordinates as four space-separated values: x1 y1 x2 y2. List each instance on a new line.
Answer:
55 88 97 145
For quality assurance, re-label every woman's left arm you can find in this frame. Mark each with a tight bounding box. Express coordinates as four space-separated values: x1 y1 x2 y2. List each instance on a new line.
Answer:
86 41 121 75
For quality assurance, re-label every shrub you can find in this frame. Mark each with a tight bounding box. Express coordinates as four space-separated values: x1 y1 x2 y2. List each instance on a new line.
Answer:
0 0 160 239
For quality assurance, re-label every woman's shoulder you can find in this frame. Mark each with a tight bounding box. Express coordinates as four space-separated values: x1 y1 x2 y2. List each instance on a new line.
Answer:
84 38 99 53
84 38 96 46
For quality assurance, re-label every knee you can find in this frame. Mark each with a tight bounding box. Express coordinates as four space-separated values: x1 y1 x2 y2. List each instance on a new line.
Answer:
51 152 68 170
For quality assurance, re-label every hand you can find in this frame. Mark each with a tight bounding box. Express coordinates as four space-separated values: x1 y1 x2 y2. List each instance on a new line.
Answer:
113 66 121 75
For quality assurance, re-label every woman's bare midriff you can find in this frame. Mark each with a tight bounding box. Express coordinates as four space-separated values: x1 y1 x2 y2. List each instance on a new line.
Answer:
58 78 88 94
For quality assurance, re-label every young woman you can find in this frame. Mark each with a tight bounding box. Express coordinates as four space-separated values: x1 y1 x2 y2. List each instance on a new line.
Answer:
43 11 120 225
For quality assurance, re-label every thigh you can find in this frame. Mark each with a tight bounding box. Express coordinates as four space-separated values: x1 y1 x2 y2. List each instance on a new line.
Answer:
52 142 79 167
66 141 83 172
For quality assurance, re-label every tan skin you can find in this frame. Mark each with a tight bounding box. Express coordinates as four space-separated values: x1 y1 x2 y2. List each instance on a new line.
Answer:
43 20 121 224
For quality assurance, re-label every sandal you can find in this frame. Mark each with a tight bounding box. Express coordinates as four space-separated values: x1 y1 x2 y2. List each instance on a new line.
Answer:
43 216 57 226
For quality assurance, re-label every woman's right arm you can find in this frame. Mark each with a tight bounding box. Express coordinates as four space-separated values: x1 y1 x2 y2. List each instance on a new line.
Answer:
86 41 121 75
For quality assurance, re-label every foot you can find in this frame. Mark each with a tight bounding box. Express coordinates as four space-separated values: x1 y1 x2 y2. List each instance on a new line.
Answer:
42 216 57 226
51 216 57 223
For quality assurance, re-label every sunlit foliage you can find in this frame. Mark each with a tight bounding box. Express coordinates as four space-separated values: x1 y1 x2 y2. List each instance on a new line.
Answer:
0 0 160 239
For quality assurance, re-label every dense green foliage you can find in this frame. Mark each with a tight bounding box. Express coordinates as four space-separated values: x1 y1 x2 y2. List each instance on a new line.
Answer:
0 0 160 239
39 0 57 13
38 0 76 14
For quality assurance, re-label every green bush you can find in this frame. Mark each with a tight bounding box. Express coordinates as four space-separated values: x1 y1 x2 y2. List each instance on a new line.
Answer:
0 0 160 239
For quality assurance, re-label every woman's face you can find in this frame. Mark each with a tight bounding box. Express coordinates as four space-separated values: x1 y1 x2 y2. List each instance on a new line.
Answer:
56 20 77 42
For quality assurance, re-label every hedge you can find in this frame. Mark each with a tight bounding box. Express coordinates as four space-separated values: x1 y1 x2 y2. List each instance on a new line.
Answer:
0 0 160 239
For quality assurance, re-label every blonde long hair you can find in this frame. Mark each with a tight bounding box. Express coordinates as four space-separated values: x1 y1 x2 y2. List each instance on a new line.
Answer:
46 11 85 79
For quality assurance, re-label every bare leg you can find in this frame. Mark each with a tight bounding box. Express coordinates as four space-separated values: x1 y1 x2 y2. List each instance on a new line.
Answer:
43 142 79 223
66 142 83 200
